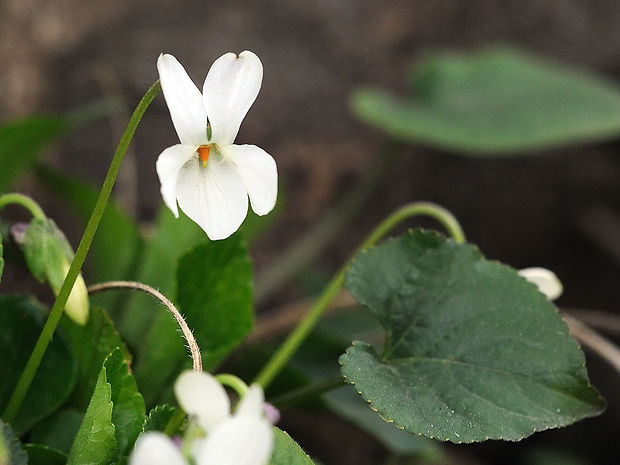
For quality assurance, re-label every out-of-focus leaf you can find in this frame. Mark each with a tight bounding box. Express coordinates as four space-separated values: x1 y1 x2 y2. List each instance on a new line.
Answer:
67 357 116 465
269 428 316 465
340 230 605 443
136 234 253 404
0 296 77 436
61 308 131 410
23 444 67 465
142 405 180 433
0 421 27 465
351 47 620 154
29 409 83 454
0 116 68 191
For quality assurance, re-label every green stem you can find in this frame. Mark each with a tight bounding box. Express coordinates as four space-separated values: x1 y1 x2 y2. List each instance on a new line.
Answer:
2 80 161 423
215 373 249 397
253 201 465 389
163 408 187 437
0 193 46 220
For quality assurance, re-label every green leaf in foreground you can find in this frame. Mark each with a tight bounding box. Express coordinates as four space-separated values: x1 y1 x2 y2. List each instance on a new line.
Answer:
269 428 316 465
351 47 620 154
61 308 131 410
143 405 180 433
340 230 605 443
0 296 77 436
67 358 115 465
105 349 145 460
0 421 27 465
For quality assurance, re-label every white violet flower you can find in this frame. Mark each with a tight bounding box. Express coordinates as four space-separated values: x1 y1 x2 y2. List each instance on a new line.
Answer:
518 267 563 301
130 371 274 465
156 51 277 240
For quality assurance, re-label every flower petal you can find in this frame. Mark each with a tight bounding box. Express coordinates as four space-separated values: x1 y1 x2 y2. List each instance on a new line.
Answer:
518 267 564 301
158 54 209 146
175 153 249 240
174 371 231 432
202 51 263 145
235 384 265 418
156 144 198 217
194 417 274 465
221 144 277 216
129 432 186 465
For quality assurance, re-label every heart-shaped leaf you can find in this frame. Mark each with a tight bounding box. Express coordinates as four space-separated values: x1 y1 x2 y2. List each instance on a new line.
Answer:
340 230 605 443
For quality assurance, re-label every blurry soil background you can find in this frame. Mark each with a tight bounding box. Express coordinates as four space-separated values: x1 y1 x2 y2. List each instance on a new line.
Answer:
1 1 619 464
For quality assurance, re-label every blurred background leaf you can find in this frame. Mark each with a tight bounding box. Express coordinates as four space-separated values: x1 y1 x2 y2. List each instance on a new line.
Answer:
351 47 620 154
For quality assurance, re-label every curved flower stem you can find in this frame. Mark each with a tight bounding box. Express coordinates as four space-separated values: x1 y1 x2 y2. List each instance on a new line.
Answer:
88 281 202 371
253 201 465 389
215 374 249 397
2 81 161 423
0 193 46 220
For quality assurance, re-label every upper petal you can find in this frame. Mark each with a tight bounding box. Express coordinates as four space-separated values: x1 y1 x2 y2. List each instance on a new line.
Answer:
193 417 274 465
129 432 187 465
158 54 209 146
202 51 263 145
518 267 564 301
174 371 231 432
234 384 265 418
221 144 277 216
156 144 198 217
175 152 249 240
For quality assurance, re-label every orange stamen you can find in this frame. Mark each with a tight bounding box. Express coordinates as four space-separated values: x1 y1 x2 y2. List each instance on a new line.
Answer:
198 145 211 168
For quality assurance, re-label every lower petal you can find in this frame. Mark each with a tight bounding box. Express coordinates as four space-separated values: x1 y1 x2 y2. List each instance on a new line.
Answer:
175 155 248 240
221 144 277 216
194 417 274 465
156 144 198 217
129 432 186 465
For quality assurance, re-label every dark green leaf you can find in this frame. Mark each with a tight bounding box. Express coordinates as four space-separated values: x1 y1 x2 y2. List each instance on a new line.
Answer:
0 116 67 191
143 405 180 433
0 296 77 435
23 444 67 465
104 349 145 460
136 233 252 404
340 230 605 443
67 356 116 465
269 428 316 465
0 421 27 465
29 409 83 454
291 308 441 457
61 308 131 410
351 47 620 154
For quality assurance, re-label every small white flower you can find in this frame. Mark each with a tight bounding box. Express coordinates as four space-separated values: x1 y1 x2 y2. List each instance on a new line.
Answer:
156 51 277 240
518 267 563 301
130 371 273 465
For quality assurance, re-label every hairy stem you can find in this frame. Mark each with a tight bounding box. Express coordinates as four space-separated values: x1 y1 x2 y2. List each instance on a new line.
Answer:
88 280 202 371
